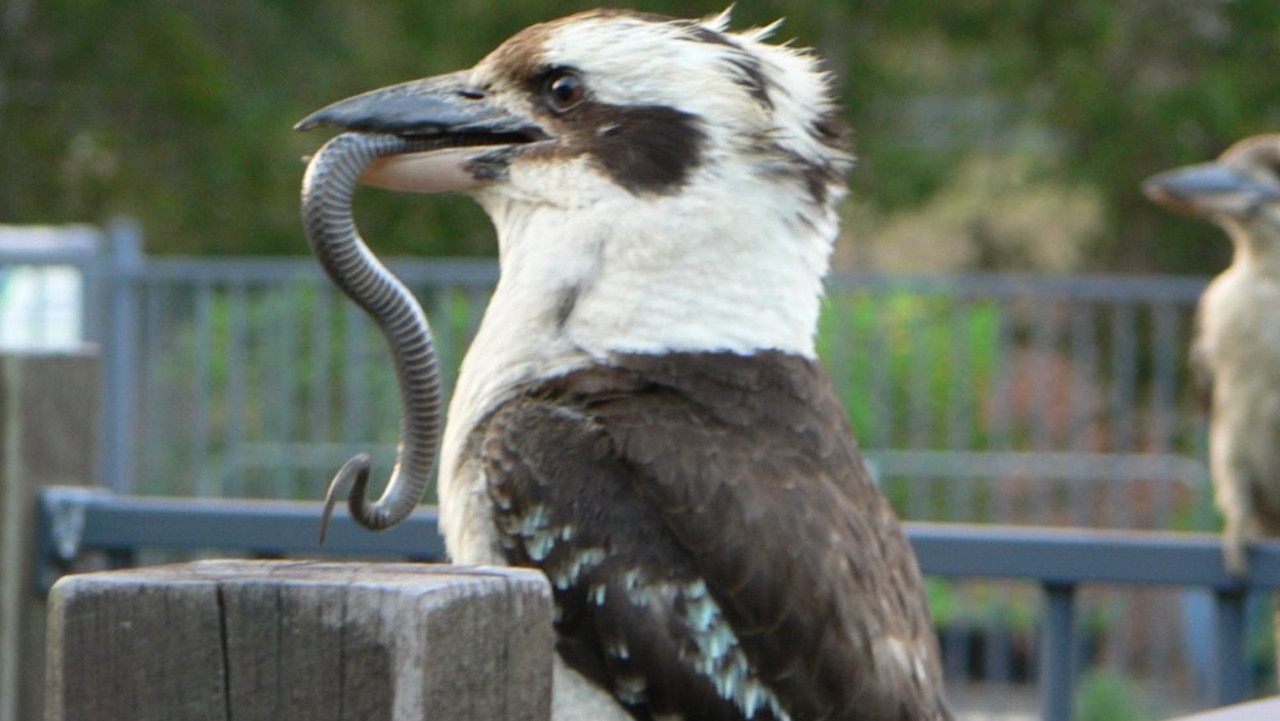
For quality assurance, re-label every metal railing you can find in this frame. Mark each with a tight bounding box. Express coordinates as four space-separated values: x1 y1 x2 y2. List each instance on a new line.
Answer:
0 222 1210 510
5 220 1254 713
33 488 1280 721
83 232 1213 509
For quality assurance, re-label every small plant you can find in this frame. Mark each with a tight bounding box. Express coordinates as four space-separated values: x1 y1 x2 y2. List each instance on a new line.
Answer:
1073 669 1155 721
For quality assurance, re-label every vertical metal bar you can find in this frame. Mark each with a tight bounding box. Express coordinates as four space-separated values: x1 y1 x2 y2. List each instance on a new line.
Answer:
192 281 214 497
1040 582 1077 721
1068 298 1098 448
1150 300 1180 524
427 286 458 400
948 300 975 521
1146 302 1182 686
99 219 144 493
1150 300 1179 454
1068 300 1097 524
225 282 248 497
907 296 932 451
824 290 855 435
270 285 301 498
867 291 894 449
941 622 967 681
1210 587 1249 705
1110 301 1139 670
1028 297 1055 524
265 284 283 496
1029 296 1058 452
142 281 164 493
946 298 975 450
989 295 1015 452
905 297 932 517
1110 301 1138 456
309 282 333 445
990 295 1015 522
284 283 304 496
343 301 368 448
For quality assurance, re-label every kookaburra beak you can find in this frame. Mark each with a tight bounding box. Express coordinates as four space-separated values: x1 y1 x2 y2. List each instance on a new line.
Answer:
295 71 544 193
1142 162 1280 218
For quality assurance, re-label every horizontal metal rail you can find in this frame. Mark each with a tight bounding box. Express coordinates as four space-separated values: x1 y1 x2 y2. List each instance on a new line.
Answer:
866 449 1209 485
34 488 446 571
824 270 1207 301
33 487 1280 721
912 523 1280 589
101 254 1210 302
132 256 501 285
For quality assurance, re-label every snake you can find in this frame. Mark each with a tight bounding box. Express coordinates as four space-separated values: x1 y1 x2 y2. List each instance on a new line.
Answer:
300 132 444 543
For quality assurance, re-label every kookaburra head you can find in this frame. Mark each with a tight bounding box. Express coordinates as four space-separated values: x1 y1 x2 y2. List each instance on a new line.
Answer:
298 8 851 364
1143 135 1280 266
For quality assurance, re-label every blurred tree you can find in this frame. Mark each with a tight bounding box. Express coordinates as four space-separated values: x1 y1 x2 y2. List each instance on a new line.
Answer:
1 0 1277 272
837 0 1280 273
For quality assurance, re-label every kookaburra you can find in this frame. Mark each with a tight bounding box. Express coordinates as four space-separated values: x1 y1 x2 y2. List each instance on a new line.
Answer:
299 9 950 720
1144 135 1280 575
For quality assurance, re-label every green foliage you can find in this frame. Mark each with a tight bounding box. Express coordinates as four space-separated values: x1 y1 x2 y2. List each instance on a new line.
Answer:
925 579 1038 635
818 290 1002 449
1073 669 1156 721
4 1 1278 273
817 290 1004 520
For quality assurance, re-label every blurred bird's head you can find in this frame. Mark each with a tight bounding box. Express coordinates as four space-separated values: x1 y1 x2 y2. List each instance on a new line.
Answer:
1144 135 1280 256
298 8 852 357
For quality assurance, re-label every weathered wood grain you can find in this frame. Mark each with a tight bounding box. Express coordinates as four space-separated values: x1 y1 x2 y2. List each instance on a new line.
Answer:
45 560 553 721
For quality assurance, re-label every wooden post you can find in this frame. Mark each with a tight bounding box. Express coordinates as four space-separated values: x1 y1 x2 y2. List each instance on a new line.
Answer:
45 560 553 721
0 352 100 721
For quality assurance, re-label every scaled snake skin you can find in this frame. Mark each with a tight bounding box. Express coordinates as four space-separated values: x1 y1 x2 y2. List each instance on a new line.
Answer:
301 132 444 541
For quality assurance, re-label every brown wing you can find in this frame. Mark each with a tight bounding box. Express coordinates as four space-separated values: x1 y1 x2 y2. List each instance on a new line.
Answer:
484 396 770 720
481 351 950 721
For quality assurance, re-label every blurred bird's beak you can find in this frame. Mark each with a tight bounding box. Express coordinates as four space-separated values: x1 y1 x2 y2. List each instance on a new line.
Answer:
295 71 545 193
1143 162 1280 218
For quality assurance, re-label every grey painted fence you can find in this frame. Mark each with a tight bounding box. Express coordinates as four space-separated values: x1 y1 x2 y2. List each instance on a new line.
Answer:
4 221 1250 715
79 226 1212 517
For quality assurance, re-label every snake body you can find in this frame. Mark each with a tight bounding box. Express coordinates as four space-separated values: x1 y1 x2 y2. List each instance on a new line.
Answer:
300 132 444 541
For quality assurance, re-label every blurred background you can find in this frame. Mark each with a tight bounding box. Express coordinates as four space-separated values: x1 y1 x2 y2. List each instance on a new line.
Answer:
4 0 1279 271
4 1 1280 719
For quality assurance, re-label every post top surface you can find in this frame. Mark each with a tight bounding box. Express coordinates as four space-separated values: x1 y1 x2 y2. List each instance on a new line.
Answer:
50 559 550 595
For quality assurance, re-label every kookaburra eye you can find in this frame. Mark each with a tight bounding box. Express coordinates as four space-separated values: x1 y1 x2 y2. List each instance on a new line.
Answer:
544 70 586 112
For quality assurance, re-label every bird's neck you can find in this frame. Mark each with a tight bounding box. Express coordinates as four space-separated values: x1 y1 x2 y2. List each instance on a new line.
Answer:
442 186 834 471
1224 217 1280 278
483 186 833 361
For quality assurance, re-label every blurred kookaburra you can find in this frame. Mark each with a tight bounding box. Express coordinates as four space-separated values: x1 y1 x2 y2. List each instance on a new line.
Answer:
299 9 950 720
1144 135 1280 575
